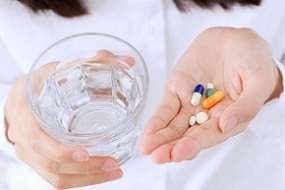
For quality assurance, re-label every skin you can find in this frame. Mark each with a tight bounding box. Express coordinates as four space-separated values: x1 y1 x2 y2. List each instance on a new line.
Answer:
140 27 283 163
4 27 283 188
4 50 134 189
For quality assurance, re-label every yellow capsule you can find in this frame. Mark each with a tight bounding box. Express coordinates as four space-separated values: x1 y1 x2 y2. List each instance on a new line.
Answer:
202 91 224 109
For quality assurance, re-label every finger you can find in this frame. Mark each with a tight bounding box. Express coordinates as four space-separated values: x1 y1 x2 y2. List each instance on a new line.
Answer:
219 77 272 133
147 117 221 163
16 141 119 175
16 110 89 163
15 140 120 188
115 56 135 69
148 117 219 163
41 156 119 174
90 49 135 69
171 114 246 162
140 73 200 155
150 142 176 164
142 90 181 137
9 97 89 163
170 117 222 162
27 126 90 162
140 106 191 155
143 93 180 137
141 68 201 140
12 117 123 189
91 49 116 62
24 151 119 175
37 167 123 189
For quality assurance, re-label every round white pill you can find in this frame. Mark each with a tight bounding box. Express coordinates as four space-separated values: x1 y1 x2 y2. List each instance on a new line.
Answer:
196 112 209 124
189 115 196 126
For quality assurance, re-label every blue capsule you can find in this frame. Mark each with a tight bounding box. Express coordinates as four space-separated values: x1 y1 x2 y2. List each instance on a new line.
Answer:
191 84 204 106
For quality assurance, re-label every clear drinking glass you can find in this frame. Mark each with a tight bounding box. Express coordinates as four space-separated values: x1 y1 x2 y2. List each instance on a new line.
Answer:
26 33 149 165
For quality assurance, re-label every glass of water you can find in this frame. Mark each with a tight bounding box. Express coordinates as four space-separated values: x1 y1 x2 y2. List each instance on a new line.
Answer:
26 33 149 165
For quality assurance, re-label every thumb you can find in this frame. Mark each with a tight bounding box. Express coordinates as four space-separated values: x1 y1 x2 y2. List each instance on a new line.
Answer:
219 84 270 133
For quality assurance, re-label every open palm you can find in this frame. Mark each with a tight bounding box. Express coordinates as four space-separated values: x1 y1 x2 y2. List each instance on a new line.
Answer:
140 27 282 163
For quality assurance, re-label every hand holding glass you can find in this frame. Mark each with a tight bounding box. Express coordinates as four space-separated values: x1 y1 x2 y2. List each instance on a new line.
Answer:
27 33 149 165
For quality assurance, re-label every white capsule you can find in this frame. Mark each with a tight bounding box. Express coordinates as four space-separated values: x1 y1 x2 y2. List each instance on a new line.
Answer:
196 112 209 124
189 115 196 126
191 93 202 106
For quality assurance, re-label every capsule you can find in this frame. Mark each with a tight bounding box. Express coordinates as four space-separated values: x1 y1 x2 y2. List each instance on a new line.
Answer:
202 91 225 109
191 84 204 106
206 83 214 98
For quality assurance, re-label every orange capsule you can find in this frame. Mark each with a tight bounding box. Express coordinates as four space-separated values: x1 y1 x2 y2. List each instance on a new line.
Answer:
202 91 224 109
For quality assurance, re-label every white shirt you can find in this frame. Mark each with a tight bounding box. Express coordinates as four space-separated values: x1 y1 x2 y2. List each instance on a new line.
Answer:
0 0 285 189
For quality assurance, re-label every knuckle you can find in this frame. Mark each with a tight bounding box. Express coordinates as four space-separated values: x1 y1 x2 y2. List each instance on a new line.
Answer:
86 174 107 185
49 174 67 189
81 164 92 173
199 124 221 144
156 123 182 144
168 123 184 138
28 132 40 152
53 151 65 162
53 145 69 162
160 103 176 115
150 115 166 126
200 124 218 137
42 159 61 173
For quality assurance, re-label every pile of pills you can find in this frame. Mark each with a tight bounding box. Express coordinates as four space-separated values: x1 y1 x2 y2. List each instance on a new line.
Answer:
189 83 224 126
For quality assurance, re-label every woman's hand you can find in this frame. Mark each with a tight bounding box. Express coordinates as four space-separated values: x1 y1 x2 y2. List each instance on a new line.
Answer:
5 76 123 189
140 27 283 164
4 50 136 189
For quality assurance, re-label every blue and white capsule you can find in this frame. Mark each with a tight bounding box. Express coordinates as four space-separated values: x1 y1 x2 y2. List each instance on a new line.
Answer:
191 84 204 106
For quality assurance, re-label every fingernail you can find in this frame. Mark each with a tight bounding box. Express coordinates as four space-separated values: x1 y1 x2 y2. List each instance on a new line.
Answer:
102 159 118 171
222 116 238 133
72 151 89 162
109 170 123 181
